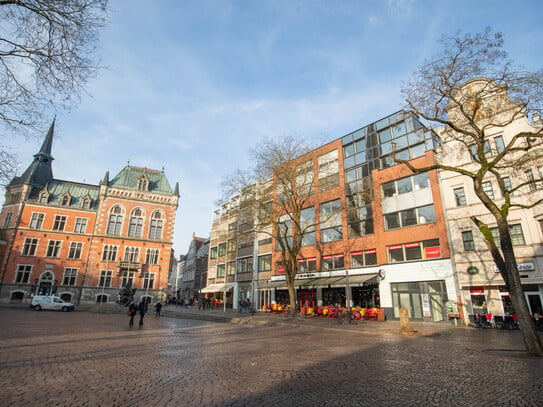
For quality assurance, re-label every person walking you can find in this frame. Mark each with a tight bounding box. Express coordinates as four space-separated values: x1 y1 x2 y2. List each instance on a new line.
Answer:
138 299 148 326
154 302 162 318
128 302 138 326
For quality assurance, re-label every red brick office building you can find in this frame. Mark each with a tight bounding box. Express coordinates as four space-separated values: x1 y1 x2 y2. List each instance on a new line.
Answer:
0 121 179 305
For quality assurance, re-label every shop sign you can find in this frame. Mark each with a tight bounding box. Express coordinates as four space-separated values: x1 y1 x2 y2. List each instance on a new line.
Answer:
296 273 316 279
494 262 535 273
425 246 441 258
421 294 431 317
518 262 535 271
470 286 484 293
467 266 479 275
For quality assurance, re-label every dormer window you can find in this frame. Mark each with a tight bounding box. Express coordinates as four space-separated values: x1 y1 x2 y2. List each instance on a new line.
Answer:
81 197 91 209
61 194 71 206
137 175 149 191
39 192 48 204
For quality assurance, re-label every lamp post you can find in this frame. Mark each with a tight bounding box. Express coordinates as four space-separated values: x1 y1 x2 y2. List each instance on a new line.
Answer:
345 267 351 312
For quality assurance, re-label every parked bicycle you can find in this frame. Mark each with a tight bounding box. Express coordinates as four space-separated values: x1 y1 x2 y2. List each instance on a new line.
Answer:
337 309 357 324
281 306 299 321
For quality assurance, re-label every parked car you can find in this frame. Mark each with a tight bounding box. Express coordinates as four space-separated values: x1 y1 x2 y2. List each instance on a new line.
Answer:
30 295 75 312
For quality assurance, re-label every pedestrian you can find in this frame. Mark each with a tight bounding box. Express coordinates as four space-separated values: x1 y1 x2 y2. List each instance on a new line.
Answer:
128 302 138 326
138 299 148 326
155 302 162 318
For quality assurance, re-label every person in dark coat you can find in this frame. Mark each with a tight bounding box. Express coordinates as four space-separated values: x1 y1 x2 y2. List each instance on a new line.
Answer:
138 299 148 326
154 302 162 318
128 302 138 326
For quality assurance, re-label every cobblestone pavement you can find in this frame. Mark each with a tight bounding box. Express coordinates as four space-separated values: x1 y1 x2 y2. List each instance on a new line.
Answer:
1 307 542 407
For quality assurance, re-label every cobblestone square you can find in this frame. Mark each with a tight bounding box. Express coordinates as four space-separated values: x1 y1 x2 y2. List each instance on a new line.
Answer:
0 308 542 406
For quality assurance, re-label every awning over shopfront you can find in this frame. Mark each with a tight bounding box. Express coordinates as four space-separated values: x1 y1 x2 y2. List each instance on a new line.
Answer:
334 273 378 286
304 276 344 288
200 283 235 293
257 274 377 290
258 280 286 289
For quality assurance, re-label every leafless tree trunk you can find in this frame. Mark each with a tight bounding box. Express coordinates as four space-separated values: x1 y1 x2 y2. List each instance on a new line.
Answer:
401 28 543 356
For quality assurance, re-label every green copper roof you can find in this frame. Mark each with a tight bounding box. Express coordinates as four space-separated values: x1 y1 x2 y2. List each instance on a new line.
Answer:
42 180 100 208
109 165 174 195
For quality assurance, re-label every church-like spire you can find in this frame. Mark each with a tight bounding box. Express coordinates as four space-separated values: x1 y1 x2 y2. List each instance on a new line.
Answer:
9 120 55 189
38 118 55 159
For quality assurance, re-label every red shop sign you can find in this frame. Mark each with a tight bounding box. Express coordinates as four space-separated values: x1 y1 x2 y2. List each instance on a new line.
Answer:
425 246 441 258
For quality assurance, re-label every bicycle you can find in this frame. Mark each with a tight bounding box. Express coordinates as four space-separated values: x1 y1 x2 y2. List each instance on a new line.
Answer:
337 309 357 324
281 306 299 321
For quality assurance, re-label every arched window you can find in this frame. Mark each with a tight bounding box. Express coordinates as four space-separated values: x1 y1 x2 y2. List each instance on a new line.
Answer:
61 195 70 206
149 211 163 239
39 193 48 204
137 175 148 191
107 205 123 235
82 197 90 209
128 208 144 237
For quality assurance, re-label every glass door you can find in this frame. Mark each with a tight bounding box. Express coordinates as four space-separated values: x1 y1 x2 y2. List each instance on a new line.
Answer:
526 293 543 315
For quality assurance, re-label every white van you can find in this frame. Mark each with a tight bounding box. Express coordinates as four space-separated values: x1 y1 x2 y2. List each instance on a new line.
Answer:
30 295 75 312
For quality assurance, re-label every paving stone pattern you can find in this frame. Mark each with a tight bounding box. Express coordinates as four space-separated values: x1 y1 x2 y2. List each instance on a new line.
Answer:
0 308 542 406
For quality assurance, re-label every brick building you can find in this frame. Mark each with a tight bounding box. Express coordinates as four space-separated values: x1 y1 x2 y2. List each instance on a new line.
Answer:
0 121 179 306
206 110 456 322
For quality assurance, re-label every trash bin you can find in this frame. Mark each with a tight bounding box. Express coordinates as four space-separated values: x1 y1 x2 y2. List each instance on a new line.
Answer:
376 308 386 322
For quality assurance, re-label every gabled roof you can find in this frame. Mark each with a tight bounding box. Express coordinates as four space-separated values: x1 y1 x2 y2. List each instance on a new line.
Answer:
108 165 174 195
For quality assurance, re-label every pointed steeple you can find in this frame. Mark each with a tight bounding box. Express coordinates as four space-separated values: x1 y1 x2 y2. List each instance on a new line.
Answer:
38 118 55 159
101 169 109 185
9 120 55 189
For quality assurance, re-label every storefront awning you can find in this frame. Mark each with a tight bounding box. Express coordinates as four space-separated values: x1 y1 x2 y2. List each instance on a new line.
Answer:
334 273 378 286
304 277 344 287
200 283 235 293
258 280 286 289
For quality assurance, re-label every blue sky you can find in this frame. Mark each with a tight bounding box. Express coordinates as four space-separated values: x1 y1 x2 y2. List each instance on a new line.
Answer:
11 0 543 256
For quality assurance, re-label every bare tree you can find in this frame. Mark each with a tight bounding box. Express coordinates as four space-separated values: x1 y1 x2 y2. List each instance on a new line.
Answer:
401 28 543 356
0 0 108 184
222 135 332 315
